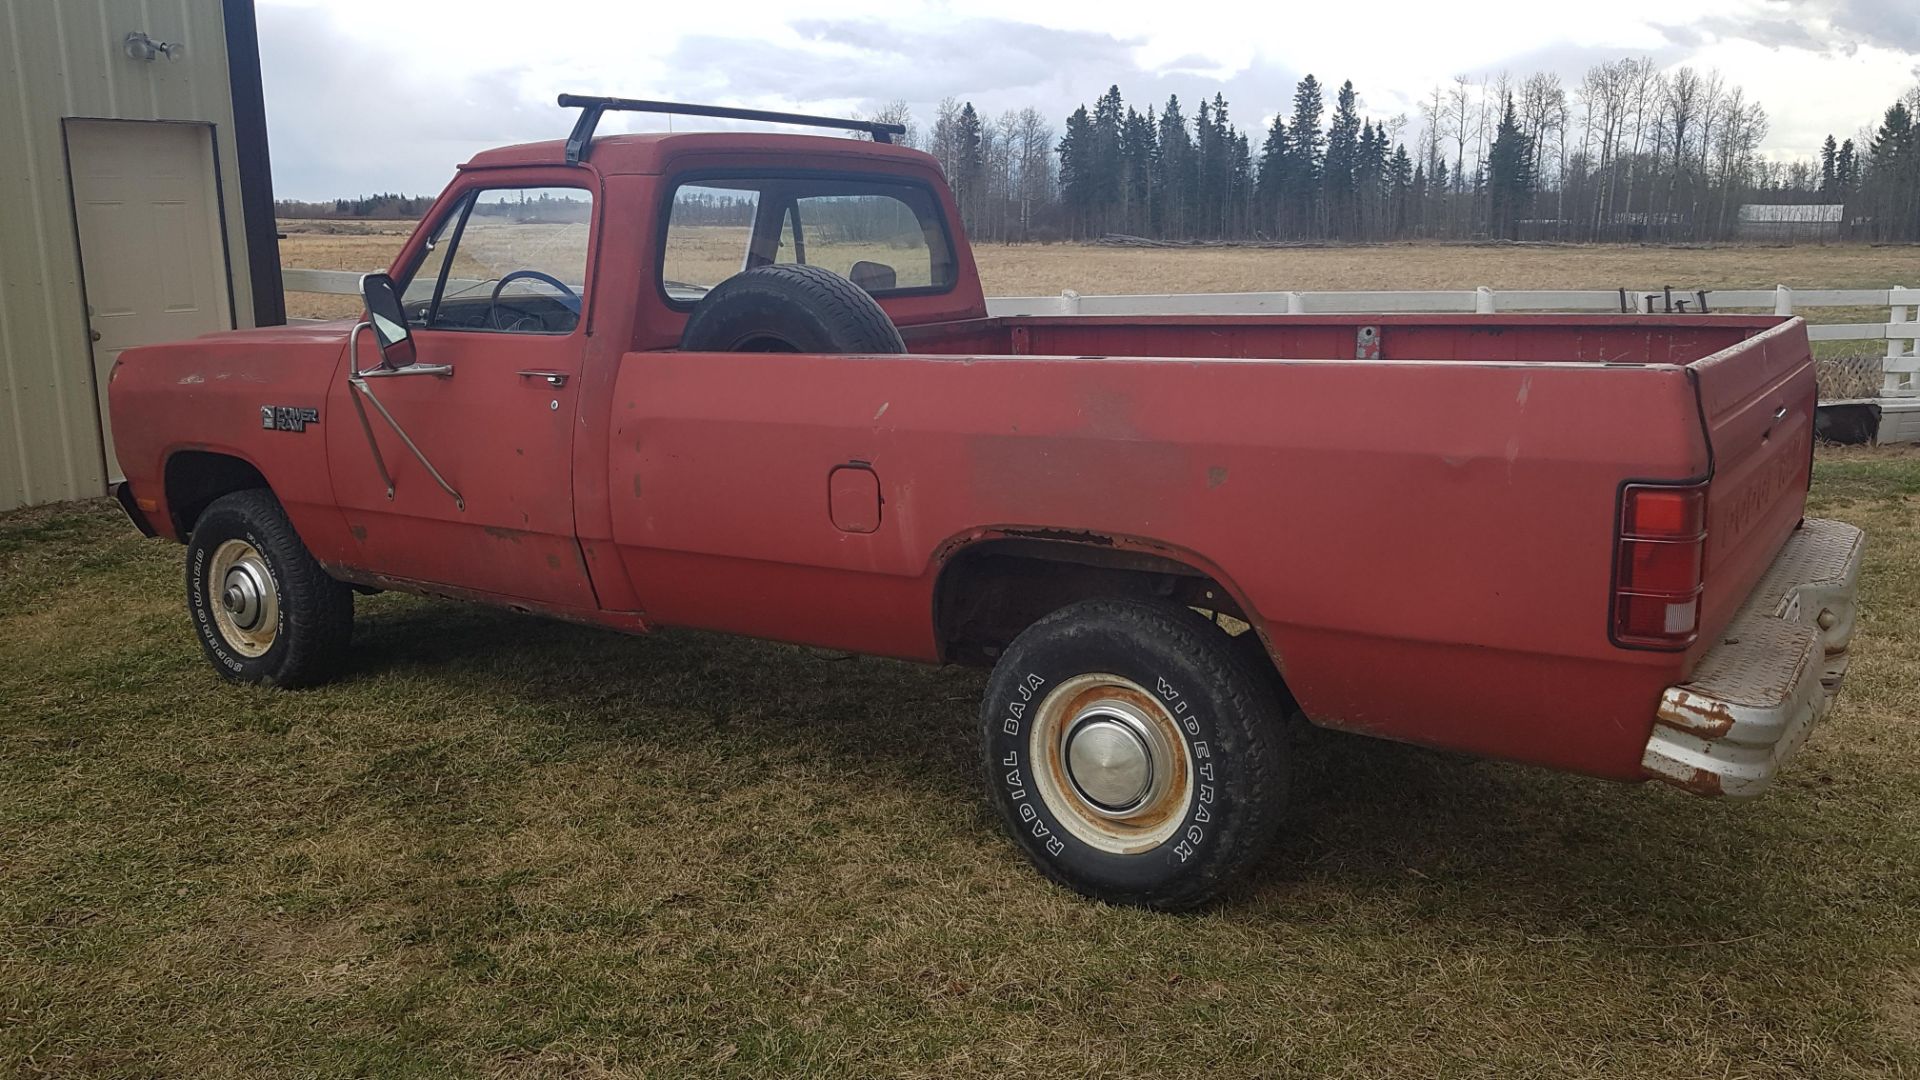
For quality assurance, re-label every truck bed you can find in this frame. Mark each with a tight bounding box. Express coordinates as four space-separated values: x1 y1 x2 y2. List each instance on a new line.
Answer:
895 311 1813 657
610 312 1815 780
900 312 1785 366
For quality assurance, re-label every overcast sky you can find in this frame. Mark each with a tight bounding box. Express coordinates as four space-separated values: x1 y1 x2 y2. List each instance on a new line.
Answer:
256 0 1920 200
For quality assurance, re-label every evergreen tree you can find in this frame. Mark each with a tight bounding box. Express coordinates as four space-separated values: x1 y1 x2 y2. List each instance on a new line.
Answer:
954 103 986 232
1390 144 1415 235
1864 101 1918 239
1486 95 1536 238
1195 97 1219 238
1286 75 1325 235
1324 80 1361 237
1091 85 1126 231
1057 105 1094 238
1354 121 1389 238
1255 114 1289 235
1836 138 1859 197
1228 130 1254 238
1410 161 1428 235
1191 93 1235 237
1820 134 1838 194
1155 95 1196 238
1121 106 1157 234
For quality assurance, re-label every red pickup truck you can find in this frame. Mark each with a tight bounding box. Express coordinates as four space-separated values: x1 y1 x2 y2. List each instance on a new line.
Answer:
109 97 1864 909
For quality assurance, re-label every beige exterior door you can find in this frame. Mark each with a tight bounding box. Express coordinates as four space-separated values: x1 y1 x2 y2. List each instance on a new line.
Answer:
66 119 232 479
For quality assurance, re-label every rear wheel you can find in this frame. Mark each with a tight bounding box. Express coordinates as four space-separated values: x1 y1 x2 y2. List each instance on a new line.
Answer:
980 598 1290 910
185 489 352 688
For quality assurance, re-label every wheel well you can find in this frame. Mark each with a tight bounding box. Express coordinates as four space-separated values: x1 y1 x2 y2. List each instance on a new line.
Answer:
933 537 1255 667
165 451 269 536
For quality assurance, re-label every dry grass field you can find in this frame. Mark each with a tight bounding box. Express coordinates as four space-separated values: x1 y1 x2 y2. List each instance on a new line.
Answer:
278 218 1920 319
281 223 1911 398
3 449 1919 1077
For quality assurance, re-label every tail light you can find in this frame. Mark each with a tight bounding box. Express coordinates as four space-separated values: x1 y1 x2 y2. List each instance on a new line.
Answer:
1612 482 1707 649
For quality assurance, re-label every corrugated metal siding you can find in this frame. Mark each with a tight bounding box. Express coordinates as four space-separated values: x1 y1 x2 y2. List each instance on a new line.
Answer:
0 0 253 511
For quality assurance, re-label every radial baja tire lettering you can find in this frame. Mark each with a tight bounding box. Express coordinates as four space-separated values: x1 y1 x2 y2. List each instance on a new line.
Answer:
979 598 1290 910
184 489 353 688
678 264 907 354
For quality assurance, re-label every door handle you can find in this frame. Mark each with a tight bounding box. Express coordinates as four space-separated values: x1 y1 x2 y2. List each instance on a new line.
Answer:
518 370 569 388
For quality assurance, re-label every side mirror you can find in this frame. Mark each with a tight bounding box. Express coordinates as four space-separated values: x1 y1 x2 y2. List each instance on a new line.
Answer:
359 272 417 369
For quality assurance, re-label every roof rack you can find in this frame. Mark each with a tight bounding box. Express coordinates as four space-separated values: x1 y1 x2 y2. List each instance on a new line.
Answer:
556 94 907 164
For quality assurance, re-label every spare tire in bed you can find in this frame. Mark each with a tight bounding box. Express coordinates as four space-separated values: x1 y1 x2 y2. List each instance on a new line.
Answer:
680 264 906 354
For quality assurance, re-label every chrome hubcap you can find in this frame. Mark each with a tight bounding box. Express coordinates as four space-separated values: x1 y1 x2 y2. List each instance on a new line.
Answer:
222 562 269 630
208 539 279 657
1028 674 1194 855
1066 714 1154 811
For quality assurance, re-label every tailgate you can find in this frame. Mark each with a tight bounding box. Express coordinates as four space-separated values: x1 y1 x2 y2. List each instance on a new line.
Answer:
1690 318 1817 650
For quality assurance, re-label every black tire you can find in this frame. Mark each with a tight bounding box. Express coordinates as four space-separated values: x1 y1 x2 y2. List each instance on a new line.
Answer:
185 489 352 688
680 264 906 353
980 598 1290 910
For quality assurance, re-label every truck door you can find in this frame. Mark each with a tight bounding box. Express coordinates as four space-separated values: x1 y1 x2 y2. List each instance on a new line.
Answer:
324 182 599 610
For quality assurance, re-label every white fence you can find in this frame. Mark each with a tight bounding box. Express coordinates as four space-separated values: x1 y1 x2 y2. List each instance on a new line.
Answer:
281 269 1920 396
989 285 1920 398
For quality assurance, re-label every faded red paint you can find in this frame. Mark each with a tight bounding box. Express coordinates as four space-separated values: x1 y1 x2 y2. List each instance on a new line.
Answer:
107 129 1819 785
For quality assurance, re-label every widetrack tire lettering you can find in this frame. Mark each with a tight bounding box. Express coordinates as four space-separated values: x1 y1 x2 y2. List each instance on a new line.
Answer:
978 599 1288 909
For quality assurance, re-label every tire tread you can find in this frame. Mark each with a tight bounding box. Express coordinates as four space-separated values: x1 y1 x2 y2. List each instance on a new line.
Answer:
680 264 906 354
188 489 352 688
981 597 1290 910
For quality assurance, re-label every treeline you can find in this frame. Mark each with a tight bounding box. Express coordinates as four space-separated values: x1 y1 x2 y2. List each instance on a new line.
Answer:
1821 96 1920 241
870 67 1920 244
281 71 1920 245
273 193 434 219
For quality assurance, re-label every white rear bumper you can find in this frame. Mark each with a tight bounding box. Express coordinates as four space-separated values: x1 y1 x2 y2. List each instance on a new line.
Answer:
1642 518 1865 798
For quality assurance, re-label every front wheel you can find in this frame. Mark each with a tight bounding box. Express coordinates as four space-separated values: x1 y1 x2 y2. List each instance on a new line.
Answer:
980 598 1290 910
185 489 352 688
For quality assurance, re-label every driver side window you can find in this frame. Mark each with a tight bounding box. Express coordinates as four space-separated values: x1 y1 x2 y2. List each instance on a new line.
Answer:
401 186 592 334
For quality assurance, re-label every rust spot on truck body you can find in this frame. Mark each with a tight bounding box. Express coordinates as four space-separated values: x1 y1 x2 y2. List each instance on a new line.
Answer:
1660 764 1727 797
1655 689 1737 739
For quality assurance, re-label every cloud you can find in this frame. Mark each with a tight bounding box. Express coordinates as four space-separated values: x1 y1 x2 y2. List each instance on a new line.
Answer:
253 0 1918 199
1663 15 1828 52
258 5 558 198
1662 0 1920 54
1823 0 1920 51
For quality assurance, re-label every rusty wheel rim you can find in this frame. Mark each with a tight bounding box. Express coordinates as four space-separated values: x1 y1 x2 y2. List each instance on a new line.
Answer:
209 539 278 658
1029 674 1193 855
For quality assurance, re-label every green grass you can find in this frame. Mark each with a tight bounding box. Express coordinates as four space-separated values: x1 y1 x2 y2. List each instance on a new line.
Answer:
3 450 1919 1078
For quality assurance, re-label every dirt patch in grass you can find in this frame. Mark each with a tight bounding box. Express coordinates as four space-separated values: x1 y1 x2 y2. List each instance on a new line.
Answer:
3 454 1918 1077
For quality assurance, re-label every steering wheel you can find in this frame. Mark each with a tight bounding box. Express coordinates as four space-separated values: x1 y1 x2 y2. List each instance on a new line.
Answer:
487 270 581 330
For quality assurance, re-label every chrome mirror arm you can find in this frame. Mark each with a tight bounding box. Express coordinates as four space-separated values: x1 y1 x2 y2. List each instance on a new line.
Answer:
343 322 464 511
349 321 453 379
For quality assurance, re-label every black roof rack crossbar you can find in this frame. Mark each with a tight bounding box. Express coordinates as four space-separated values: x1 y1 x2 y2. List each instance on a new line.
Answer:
557 94 906 164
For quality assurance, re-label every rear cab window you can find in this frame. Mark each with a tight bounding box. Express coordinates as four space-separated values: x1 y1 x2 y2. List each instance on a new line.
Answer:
661 176 956 304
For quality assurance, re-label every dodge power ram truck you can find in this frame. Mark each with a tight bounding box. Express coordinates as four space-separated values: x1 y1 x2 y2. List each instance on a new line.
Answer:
108 96 1865 909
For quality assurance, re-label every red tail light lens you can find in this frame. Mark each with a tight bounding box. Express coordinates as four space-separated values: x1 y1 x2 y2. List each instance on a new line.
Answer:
1612 483 1707 649
1623 487 1707 536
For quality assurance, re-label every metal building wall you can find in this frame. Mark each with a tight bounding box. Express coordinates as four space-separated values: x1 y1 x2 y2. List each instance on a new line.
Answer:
0 0 257 512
